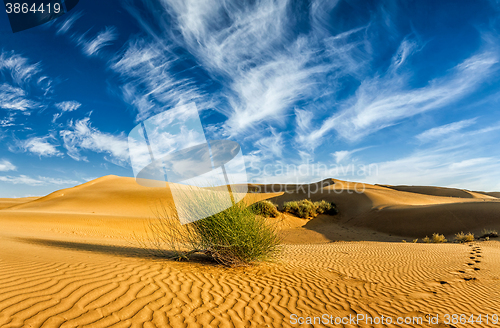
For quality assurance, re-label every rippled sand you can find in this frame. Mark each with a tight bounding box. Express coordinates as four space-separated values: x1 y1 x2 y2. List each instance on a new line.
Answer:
1 176 500 327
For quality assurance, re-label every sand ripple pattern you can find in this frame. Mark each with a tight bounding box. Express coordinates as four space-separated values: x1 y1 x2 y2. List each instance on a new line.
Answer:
1 237 500 328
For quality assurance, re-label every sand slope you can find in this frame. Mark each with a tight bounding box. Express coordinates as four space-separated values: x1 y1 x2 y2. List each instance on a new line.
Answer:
266 179 500 240
1 176 500 327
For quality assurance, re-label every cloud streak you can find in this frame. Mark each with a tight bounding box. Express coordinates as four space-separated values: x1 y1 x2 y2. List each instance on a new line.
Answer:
16 136 63 157
0 175 78 186
0 159 16 172
60 117 129 165
416 118 478 143
297 46 499 149
80 26 117 57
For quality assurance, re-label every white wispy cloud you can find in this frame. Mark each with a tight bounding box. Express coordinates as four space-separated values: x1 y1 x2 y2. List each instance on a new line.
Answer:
0 83 39 111
52 113 63 123
55 100 82 112
253 128 284 158
297 44 499 149
60 117 129 165
0 175 78 186
416 118 478 143
56 11 83 35
156 0 339 136
110 38 207 121
81 26 117 57
16 136 63 157
0 50 41 86
0 159 16 172
0 50 54 127
332 148 367 164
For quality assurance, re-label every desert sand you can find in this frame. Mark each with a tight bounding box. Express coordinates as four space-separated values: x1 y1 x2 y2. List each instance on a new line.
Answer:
1 176 500 327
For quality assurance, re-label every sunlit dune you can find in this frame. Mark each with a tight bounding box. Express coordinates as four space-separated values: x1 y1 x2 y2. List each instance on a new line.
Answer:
1 176 500 327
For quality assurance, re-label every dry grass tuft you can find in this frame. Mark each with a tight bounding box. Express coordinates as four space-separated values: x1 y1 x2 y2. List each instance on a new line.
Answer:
455 232 474 243
423 233 447 243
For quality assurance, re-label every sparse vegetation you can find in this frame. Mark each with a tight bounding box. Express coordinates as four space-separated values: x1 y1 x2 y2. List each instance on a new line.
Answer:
249 200 280 218
432 233 447 243
455 232 474 243
479 228 498 239
142 189 282 267
413 239 418 243
282 199 337 219
423 233 447 243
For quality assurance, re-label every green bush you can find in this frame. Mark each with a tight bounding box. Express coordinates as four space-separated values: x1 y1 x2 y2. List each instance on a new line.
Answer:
282 199 337 219
145 198 282 267
455 232 474 243
249 200 280 218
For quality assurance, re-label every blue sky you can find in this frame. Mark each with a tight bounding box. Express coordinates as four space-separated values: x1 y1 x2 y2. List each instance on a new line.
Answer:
1 0 500 197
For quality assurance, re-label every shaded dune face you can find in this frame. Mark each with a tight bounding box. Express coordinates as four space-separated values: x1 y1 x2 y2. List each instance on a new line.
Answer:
3 176 499 240
264 179 500 239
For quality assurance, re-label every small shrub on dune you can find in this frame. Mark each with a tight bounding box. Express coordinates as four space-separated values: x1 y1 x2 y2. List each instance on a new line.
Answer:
432 233 447 243
249 200 280 218
282 199 337 219
455 232 474 243
144 192 282 267
315 200 339 215
480 228 498 239
423 234 447 243
191 202 282 266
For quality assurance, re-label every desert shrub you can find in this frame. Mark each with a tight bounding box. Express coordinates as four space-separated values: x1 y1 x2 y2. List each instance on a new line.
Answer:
423 234 447 243
455 232 474 243
249 200 280 218
413 239 418 243
480 228 498 239
432 233 447 243
282 199 337 219
144 200 282 267
315 200 339 215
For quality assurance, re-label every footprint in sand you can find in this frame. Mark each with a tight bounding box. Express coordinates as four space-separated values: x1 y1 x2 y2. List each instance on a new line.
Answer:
463 277 477 281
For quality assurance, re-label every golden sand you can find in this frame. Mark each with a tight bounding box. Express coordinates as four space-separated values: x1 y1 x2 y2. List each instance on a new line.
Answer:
1 176 499 327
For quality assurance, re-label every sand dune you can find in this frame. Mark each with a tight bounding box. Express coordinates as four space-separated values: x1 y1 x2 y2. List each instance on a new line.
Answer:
0 197 39 210
266 179 500 240
1 176 500 327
